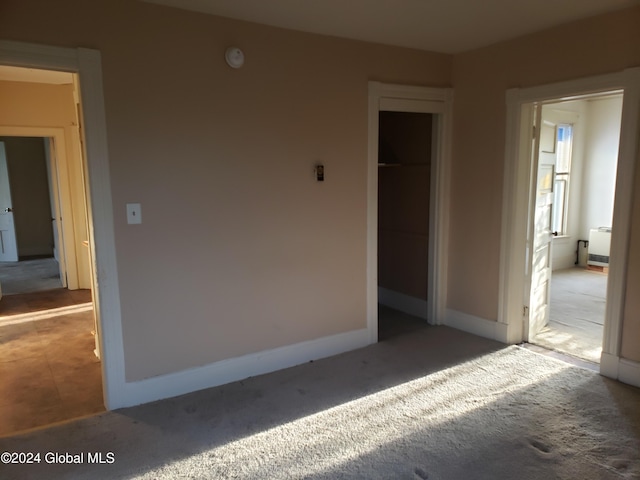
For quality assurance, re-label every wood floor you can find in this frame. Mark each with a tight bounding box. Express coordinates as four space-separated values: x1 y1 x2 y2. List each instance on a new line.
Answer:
0 289 104 437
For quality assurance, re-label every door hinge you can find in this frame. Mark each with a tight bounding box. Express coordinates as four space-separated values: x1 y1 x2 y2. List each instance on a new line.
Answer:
532 125 537 140
523 305 529 317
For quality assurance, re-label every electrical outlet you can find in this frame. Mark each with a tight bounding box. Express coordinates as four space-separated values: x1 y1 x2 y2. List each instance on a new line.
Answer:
126 203 142 224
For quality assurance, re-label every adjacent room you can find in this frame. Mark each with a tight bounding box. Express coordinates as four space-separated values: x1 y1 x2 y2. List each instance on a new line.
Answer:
1 0 640 477
0 70 104 436
527 93 623 364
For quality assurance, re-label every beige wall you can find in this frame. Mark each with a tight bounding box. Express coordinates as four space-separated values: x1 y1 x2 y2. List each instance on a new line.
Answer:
0 137 54 257
450 7 640 360
0 0 451 381
0 80 91 289
622 195 640 360
2 0 638 380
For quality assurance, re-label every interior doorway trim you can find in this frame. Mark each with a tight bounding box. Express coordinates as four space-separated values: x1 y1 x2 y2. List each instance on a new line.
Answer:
0 40 125 408
499 68 640 381
367 82 453 343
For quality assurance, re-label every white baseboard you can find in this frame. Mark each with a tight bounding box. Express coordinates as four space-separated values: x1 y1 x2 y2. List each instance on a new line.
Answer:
599 352 619 378
619 359 640 388
599 352 640 388
117 328 371 409
378 287 428 319
444 309 504 342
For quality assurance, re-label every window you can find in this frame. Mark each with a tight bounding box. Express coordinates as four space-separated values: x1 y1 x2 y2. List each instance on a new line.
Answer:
552 124 573 235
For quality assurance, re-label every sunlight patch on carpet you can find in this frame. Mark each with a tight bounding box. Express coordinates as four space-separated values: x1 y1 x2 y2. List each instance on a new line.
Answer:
139 347 570 479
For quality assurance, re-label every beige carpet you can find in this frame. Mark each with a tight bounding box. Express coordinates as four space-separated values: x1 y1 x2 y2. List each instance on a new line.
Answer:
0 258 62 295
1 323 638 479
533 267 606 363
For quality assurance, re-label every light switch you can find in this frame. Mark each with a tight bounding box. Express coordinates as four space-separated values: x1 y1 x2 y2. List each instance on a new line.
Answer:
126 203 142 224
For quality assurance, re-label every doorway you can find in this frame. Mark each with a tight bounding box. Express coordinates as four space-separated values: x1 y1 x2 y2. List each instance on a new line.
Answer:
0 66 104 435
377 111 432 340
0 40 125 410
499 68 640 382
367 82 453 343
0 137 63 294
526 94 623 364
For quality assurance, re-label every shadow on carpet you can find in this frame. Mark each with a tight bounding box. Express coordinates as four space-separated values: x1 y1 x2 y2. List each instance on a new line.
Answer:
1 326 639 479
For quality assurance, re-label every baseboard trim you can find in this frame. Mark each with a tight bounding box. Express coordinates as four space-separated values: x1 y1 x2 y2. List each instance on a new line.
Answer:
618 359 640 388
599 352 619 378
599 352 640 388
117 328 370 408
444 309 502 342
378 287 428 319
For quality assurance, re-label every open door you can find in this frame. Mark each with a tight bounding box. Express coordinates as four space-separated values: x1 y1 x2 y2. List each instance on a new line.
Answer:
0 142 19 262
527 107 558 339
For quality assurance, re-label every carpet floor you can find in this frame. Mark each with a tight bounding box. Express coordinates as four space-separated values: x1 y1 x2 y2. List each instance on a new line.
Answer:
0 258 63 295
532 267 606 363
1 324 638 479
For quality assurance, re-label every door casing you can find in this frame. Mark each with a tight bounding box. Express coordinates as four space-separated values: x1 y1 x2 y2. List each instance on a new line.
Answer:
43 138 67 286
0 40 125 409
499 68 640 381
367 82 453 342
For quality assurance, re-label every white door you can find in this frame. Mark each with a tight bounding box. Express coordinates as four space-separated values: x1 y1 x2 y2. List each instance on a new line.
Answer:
0 142 19 262
527 109 558 339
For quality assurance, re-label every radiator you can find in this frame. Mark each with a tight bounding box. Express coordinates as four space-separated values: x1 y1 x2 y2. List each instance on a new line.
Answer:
588 228 611 267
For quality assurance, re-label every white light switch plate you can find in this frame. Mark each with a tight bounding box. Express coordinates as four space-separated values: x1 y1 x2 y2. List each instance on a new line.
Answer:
126 203 142 224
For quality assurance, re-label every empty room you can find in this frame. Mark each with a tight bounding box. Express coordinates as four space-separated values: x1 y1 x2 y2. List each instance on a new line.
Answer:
1 1 639 478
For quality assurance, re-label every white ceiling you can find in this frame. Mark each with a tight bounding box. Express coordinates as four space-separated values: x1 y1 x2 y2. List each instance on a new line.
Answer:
143 0 639 53
0 66 73 84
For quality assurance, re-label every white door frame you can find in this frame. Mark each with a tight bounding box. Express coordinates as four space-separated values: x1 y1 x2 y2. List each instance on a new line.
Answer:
367 82 453 342
498 68 640 381
0 127 74 288
0 40 125 409
43 137 68 286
